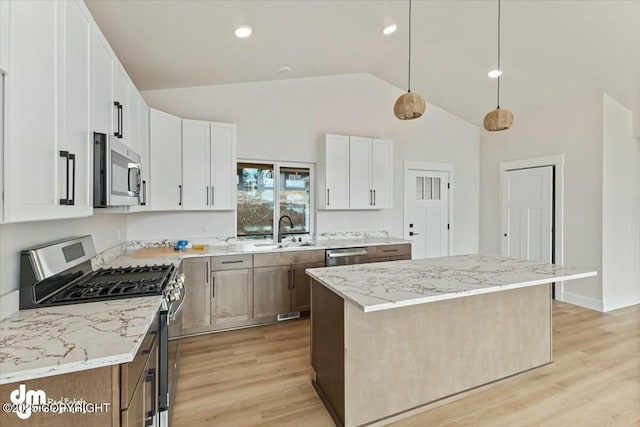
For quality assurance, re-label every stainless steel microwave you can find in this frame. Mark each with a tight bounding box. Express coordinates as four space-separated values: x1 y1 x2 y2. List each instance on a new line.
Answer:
93 132 142 207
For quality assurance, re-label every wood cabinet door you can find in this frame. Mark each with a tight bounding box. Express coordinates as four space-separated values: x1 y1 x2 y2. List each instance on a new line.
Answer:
323 134 350 209
253 266 291 318
212 268 252 325
349 136 373 209
181 258 212 330
150 108 183 211
292 262 324 312
182 119 211 210
371 139 393 209
210 122 237 210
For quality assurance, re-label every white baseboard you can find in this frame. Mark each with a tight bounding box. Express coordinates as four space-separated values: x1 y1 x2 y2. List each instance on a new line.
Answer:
602 299 640 312
561 291 604 312
0 290 19 319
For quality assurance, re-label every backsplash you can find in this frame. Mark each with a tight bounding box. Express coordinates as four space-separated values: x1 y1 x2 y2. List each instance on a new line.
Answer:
314 230 390 240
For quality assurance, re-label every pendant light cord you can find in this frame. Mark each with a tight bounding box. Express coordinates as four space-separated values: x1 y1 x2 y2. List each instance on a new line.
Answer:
408 0 412 93
496 0 501 108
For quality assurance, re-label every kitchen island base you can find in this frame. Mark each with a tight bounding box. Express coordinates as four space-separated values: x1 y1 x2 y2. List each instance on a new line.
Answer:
311 280 553 427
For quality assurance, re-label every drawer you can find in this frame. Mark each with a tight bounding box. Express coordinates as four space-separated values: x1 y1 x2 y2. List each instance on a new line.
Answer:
121 314 158 409
253 249 324 267
212 254 253 271
367 244 411 259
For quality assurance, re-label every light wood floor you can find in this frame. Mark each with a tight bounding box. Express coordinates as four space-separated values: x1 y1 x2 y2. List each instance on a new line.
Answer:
172 301 640 426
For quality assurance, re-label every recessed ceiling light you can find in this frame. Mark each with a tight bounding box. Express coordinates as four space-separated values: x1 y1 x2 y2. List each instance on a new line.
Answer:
382 24 397 35
234 25 253 38
488 69 502 78
277 66 291 74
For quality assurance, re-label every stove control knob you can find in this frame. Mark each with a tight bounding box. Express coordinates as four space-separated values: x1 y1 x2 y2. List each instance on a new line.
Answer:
169 289 181 302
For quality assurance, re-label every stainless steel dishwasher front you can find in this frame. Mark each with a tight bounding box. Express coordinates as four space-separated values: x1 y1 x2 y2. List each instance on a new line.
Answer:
325 248 369 266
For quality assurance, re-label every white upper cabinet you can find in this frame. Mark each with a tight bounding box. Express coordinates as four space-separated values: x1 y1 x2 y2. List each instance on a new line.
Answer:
114 64 129 146
210 122 236 210
150 108 183 211
91 25 114 136
370 139 393 209
0 0 10 74
349 136 373 209
128 89 141 154
182 119 211 210
4 0 92 222
318 134 350 209
318 134 393 210
128 99 150 212
349 137 393 209
181 119 237 211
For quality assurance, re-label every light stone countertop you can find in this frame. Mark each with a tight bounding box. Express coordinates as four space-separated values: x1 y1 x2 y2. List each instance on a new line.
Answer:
0 236 409 385
0 296 163 385
305 254 598 312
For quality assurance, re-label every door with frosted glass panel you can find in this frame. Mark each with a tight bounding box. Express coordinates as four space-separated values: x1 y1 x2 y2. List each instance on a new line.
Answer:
405 170 449 259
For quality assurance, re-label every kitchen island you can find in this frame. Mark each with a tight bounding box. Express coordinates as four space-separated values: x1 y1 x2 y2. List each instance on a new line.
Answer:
305 254 597 427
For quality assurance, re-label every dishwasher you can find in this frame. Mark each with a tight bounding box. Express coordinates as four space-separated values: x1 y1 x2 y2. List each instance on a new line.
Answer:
325 248 369 266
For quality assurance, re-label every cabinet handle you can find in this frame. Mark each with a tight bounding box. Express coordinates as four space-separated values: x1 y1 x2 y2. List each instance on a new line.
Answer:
382 249 399 253
141 180 147 206
211 276 215 298
373 189 376 206
369 189 373 206
178 185 182 206
119 104 124 139
145 367 156 426
211 186 215 206
113 102 121 138
206 186 209 206
292 269 295 289
59 151 71 205
327 189 330 206
221 260 244 264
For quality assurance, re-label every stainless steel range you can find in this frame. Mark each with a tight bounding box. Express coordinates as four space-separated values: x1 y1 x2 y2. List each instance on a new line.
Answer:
18 236 185 427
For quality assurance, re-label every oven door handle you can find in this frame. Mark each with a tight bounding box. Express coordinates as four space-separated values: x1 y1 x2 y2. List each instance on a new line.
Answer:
169 294 186 323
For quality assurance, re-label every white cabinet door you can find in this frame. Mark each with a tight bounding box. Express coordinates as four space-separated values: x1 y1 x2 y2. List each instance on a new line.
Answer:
349 136 372 209
58 0 92 214
5 0 92 222
129 101 150 212
91 25 114 136
210 122 236 210
0 0 10 74
5 0 58 222
150 108 182 211
128 89 141 155
114 65 129 146
182 119 210 210
371 139 393 209
321 134 349 209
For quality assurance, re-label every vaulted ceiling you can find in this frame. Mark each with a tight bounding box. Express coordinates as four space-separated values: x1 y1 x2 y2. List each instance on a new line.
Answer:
86 0 640 126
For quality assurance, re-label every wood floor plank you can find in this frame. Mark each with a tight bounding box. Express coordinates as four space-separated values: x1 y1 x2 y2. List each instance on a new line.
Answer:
173 302 640 426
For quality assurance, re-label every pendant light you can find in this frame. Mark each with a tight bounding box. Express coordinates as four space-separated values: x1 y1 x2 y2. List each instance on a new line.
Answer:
394 0 426 120
483 0 513 131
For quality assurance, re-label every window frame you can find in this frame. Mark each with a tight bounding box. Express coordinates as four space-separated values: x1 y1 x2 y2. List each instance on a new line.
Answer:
236 159 315 241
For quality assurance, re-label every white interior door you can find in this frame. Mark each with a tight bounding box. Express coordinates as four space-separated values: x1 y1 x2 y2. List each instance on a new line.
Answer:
501 166 553 262
405 170 449 259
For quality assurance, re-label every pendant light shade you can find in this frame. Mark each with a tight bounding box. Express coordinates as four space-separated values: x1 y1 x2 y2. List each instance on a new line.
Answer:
483 0 513 131
394 0 425 120
394 92 426 120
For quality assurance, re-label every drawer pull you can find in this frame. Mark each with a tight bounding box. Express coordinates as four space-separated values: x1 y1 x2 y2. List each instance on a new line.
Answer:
221 260 245 264
382 249 399 253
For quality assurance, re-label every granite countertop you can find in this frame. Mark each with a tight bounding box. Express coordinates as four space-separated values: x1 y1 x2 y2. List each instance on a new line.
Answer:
0 296 163 385
305 254 598 312
125 237 410 260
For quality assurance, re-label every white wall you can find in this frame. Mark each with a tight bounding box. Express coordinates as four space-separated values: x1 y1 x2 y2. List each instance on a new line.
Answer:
480 93 604 309
602 94 640 311
135 73 480 254
0 213 127 313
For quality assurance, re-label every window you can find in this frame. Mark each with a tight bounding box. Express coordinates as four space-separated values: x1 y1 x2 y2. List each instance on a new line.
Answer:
237 162 312 240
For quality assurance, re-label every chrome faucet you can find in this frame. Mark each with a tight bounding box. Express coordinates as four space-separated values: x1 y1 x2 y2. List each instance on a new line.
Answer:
277 215 294 243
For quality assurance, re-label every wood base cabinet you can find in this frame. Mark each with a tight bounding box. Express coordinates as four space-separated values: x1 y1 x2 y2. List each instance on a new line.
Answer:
212 268 252 325
292 262 324 312
253 265 291 319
